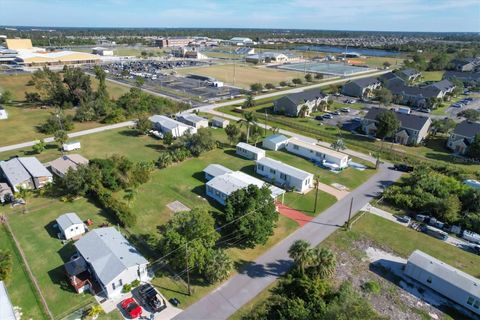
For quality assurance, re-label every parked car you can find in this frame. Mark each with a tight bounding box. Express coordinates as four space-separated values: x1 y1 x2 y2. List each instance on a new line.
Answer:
393 164 414 172
340 107 350 113
415 214 428 222
315 115 324 120
121 298 143 319
138 284 167 313
332 110 341 115
322 114 333 119
397 215 411 224
418 108 431 113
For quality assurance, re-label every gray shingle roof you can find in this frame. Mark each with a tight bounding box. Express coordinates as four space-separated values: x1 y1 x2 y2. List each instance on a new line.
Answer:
281 88 327 105
18 157 52 178
453 120 480 138
364 107 430 131
398 68 419 77
350 76 381 88
428 79 454 92
0 158 31 187
406 250 480 297
56 213 83 231
75 227 148 286
203 164 233 178
256 157 313 180
444 71 480 82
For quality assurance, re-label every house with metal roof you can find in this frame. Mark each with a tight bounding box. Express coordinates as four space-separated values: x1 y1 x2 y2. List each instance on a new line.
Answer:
149 115 197 138
0 157 52 192
56 213 86 240
71 227 149 298
0 281 16 320
17 157 53 189
404 250 480 316
47 154 89 177
341 77 382 98
262 134 290 151
285 138 349 170
362 107 432 145
176 113 209 129
205 169 284 206
211 117 229 128
256 157 314 193
236 142 266 160
203 164 233 181
273 88 329 117
447 120 480 155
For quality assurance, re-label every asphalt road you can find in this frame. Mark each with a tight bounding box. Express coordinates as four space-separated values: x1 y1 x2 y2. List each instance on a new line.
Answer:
174 164 403 320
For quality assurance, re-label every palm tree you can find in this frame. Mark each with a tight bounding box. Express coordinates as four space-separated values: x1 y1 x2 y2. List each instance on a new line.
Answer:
331 139 346 151
15 187 29 203
298 105 309 118
157 152 172 168
87 304 104 320
243 93 255 109
237 111 256 143
288 240 311 275
310 247 336 279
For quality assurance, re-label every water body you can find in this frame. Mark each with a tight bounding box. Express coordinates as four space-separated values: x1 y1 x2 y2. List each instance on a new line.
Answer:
296 45 400 57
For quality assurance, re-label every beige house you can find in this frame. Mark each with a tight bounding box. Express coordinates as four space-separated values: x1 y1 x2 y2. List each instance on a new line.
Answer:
47 154 89 177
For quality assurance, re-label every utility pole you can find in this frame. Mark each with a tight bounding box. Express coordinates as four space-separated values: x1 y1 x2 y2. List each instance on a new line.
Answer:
346 197 354 230
185 242 191 296
264 109 268 137
313 176 319 213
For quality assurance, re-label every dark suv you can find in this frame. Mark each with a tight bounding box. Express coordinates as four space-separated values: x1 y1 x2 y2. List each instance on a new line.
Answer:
393 164 414 172
138 284 167 313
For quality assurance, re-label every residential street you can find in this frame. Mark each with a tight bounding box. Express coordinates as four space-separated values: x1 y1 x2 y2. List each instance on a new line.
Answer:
174 164 403 320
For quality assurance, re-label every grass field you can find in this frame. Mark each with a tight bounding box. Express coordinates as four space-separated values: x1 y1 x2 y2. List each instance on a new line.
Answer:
349 56 404 69
421 71 445 82
177 63 305 89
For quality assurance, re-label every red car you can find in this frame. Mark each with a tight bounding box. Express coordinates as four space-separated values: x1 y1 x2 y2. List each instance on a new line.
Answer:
121 297 143 319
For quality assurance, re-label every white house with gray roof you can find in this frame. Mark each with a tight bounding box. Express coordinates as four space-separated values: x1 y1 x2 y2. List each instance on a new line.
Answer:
203 164 233 181
236 142 265 160
73 227 149 298
56 213 86 240
256 157 313 193
286 138 349 170
0 157 52 192
211 117 229 128
262 134 290 151
47 154 89 178
176 113 209 129
404 250 480 316
205 167 284 206
341 77 381 98
149 115 197 138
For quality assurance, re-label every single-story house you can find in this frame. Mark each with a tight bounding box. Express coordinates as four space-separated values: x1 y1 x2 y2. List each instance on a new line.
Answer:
0 157 52 192
285 138 349 170
47 154 89 178
0 281 16 320
447 120 480 155
149 115 197 138
70 227 149 298
404 250 480 316
362 107 432 145
205 169 284 206
236 142 265 160
262 134 290 151
341 77 381 98
63 141 81 152
397 68 421 82
56 213 86 240
273 89 329 117
176 113 209 129
203 164 233 181
211 117 229 128
0 183 13 204
0 105 7 120
256 157 314 193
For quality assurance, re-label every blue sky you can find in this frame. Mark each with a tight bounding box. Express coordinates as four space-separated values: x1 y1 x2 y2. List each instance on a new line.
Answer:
1 0 479 32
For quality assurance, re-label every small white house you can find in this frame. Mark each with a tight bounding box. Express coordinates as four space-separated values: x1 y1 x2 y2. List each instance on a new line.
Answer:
211 117 229 128
149 115 197 138
262 134 289 151
176 113 209 129
256 157 313 193
236 142 265 160
286 138 349 170
203 164 233 181
0 106 7 120
63 141 81 152
56 213 86 240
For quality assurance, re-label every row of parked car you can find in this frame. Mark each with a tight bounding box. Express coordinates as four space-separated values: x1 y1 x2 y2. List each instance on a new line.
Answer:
451 97 473 108
415 214 480 246
120 283 167 319
314 107 352 120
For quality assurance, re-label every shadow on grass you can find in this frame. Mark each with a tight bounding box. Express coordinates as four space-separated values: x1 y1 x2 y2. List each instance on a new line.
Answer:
44 220 59 239
145 143 168 152
118 129 139 137
48 265 77 293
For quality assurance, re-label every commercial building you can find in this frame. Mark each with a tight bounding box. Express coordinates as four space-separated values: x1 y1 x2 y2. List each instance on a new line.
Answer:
227 37 254 46
0 157 53 192
91 47 114 56
262 134 290 151
273 88 329 117
154 37 192 48
245 52 288 64
285 138 349 170
256 157 314 193
362 107 432 145
205 167 284 206
171 47 208 59
149 115 197 138
404 250 480 316
176 113 209 129
236 142 265 160
447 120 480 155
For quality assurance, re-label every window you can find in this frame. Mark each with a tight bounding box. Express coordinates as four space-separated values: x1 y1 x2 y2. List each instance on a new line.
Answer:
112 283 116 290
309 149 313 153
293 145 299 150
257 164 264 171
215 190 220 196
467 296 475 306
426 276 432 284
474 300 480 309
119 279 123 286
270 169 276 174
280 173 287 180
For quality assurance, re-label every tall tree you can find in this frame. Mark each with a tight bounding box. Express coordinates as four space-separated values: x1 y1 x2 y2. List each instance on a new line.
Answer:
237 111 256 143
288 240 311 275
375 110 400 139
467 134 480 160
243 93 255 108
54 130 68 148
298 105 309 118
225 123 240 145
203 249 233 284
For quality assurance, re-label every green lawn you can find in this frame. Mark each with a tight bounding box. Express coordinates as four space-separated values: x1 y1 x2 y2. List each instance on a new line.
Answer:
0 225 47 319
421 71 445 82
346 214 480 277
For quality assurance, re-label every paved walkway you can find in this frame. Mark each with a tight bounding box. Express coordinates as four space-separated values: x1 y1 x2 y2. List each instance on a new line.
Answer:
276 203 313 226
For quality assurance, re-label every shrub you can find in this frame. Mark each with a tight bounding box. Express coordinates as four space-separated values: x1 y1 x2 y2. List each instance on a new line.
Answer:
362 280 381 295
122 283 132 293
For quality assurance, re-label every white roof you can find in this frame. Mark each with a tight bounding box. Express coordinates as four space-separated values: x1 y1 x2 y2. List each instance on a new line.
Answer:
75 227 148 286
0 281 16 320
56 212 83 231
207 171 284 198
264 134 289 145
149 115 192 130
288 138 348 161
203 164 233 178
18 157 52 178
407 250 480 297
257 157 313 180
0 158 31 186
177 113 207 124
236 142 265 154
